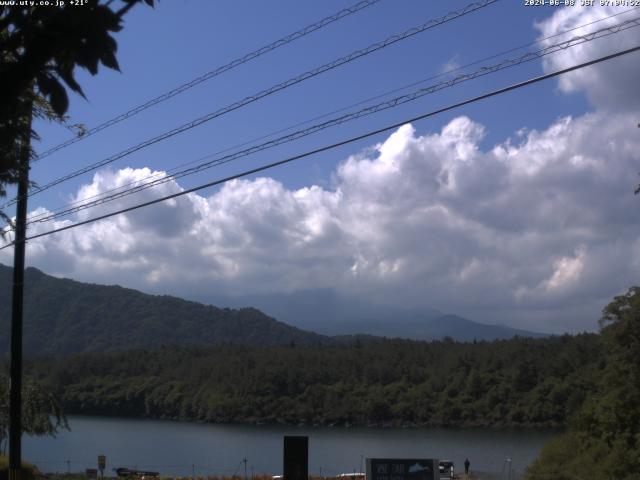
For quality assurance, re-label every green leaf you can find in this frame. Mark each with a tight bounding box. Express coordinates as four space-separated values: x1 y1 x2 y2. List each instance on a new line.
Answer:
36 73 68 117
55 66 85 98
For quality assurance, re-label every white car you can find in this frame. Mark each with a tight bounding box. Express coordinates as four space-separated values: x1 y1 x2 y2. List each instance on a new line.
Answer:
438 461 454 479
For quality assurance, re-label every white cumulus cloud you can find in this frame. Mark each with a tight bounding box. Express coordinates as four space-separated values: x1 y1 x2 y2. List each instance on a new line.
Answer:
3 108 639 333
536 5 640 111
2 7 639 334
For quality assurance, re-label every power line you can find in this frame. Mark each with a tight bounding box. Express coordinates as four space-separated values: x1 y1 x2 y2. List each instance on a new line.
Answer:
32 0 384 162
22 6 638 227
23 16 640 226
2 0 497 210
2 44 638 249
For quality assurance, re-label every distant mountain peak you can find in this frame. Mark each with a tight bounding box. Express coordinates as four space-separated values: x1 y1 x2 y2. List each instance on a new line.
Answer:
191 288 547 342
0 264 547 357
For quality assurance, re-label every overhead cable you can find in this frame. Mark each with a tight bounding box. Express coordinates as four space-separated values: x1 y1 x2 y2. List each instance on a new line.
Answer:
24 16 640 225
2 0 497 210
2 44 638 249
32 0 384 162
24 5 638 225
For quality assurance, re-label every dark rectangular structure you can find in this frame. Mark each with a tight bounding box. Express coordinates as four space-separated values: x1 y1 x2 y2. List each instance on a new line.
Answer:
283 435 308 480
366 459 438 480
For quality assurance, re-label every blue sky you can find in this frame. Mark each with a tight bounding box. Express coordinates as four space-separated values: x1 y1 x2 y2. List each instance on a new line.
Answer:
28 0 591 198
2 0 640 333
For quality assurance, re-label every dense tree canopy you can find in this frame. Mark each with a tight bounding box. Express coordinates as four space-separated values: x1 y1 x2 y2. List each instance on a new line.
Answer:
25 334 603 428
526 287 640 480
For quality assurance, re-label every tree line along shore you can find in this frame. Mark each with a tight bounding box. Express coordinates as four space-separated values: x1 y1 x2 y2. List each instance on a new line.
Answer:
21 334 601 428
2 287 639 478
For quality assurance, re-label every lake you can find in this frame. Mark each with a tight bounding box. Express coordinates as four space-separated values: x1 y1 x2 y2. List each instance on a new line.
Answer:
23 416 557 479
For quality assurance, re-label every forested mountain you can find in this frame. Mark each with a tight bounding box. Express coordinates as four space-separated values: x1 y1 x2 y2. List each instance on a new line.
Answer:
25 334 603 428
0 265 552 355
0 265 330 357
0 264 547 358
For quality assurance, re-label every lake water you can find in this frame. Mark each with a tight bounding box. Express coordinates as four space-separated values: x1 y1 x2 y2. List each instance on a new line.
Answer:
23 416 557 479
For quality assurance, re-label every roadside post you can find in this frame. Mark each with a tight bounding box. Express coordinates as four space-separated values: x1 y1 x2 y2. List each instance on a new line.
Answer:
98 455 106 479
283 436 308 480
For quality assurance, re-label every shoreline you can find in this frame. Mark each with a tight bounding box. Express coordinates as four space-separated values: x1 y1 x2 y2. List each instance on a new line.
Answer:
59 412 566 431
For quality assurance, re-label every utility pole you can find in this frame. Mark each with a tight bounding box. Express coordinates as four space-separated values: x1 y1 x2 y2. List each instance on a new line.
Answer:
9 96 32 480
243 457 247 480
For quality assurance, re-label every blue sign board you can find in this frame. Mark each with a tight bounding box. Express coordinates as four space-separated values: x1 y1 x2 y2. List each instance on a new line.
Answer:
366 459 438 480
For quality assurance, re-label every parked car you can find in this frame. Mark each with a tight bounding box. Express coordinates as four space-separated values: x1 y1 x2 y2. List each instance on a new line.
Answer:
438 461 454 479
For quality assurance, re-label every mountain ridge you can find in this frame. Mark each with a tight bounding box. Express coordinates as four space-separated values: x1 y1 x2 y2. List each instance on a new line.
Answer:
0 264 547 358
192 289 548 341
0 264 330 357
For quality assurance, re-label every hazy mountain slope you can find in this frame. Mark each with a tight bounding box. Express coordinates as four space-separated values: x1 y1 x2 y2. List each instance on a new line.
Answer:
0 264 330 356
298 315 547 341
194 289 547 341
193 288 442 327
408 314 548 341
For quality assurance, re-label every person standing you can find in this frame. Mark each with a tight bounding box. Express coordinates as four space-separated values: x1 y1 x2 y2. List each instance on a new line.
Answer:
464 458 470 476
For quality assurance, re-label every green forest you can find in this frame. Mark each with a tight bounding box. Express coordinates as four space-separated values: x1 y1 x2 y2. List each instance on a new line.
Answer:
525 287 640 479
2 287 638 478
25 334 602 428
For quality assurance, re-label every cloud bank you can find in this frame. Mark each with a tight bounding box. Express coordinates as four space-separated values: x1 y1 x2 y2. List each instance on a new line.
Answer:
536 4 640 111
2 5 639 333
4 107 639 332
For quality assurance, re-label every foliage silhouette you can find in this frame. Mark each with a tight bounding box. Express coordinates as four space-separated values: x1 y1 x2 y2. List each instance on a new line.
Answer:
0 373 68 456
0 0 154 199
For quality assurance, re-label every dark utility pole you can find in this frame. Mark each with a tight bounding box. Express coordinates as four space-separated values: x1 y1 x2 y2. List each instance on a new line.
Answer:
9 98 32 480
